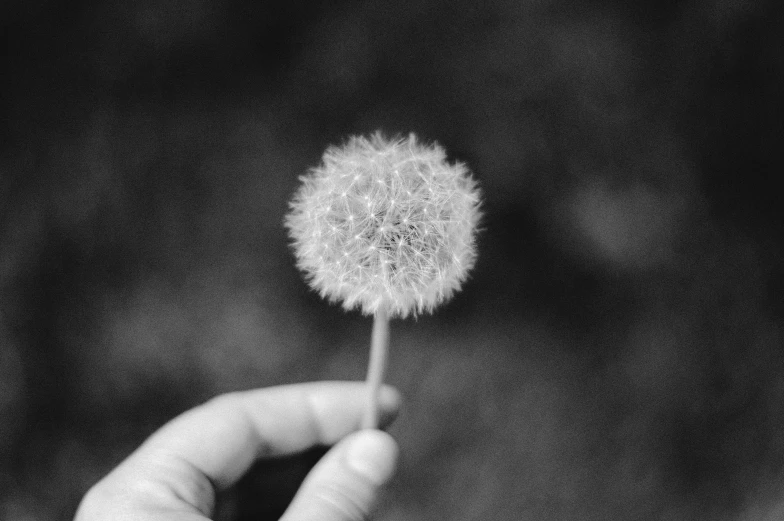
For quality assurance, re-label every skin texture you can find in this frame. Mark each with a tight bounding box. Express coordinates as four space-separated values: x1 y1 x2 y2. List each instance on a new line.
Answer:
74 381 401 521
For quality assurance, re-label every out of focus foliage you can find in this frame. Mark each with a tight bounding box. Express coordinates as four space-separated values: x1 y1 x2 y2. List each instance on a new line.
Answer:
2 0 783 519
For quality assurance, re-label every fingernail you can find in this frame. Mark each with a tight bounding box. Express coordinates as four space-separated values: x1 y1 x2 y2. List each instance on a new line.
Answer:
346 431 398 485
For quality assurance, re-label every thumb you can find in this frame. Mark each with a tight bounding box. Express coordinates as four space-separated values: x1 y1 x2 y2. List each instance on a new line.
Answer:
280 430 399 521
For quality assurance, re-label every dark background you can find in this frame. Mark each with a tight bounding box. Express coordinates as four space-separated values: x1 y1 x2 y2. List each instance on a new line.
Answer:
2 0 784 519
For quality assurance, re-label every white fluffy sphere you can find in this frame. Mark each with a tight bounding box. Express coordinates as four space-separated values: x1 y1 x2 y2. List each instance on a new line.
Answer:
285 133 481 318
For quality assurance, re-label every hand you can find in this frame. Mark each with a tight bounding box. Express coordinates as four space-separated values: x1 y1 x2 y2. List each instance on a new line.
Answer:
74 381 401 520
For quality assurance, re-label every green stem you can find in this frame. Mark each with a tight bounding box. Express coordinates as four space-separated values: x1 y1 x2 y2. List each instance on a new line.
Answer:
361 304 390 429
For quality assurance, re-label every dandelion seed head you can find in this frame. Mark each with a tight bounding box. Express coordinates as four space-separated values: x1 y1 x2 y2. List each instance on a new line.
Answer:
285 132 481 318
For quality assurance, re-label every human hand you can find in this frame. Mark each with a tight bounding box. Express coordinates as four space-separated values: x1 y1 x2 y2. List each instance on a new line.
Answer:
74 381 401 520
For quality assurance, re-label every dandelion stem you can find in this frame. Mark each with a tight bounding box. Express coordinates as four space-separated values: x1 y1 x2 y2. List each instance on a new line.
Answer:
362 304 390 429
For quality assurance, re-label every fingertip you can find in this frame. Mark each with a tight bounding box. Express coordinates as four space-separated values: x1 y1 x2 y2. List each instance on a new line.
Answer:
379 385 402 411
378 385 402 428
344 430 399 485
280 430 399 521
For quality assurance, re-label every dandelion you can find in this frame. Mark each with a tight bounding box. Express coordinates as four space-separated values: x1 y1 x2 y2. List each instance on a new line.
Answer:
286 132 481 428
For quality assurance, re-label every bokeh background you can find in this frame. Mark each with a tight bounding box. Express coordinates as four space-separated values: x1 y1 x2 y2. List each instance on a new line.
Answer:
2 0 784 519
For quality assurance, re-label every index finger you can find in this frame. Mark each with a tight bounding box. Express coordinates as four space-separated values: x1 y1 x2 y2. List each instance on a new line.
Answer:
129 381 401 489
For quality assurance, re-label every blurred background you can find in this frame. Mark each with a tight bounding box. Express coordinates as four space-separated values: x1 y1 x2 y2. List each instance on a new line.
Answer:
2 0 783 519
